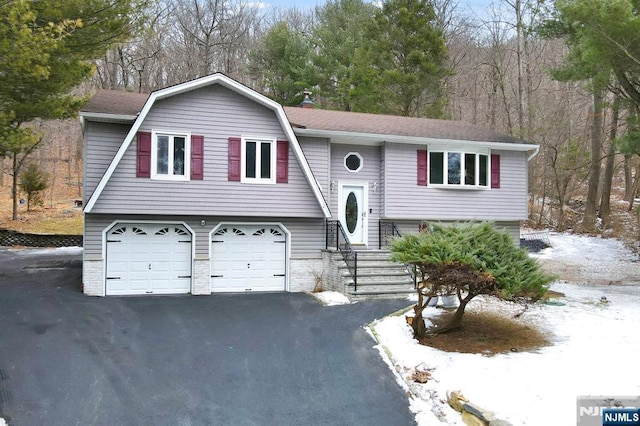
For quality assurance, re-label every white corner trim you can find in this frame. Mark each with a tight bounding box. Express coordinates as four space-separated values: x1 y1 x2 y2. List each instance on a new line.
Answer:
84 73 331 218
275 104 331 218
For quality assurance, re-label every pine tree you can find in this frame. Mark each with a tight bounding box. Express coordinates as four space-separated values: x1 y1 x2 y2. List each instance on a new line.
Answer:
19 163 49 211
391 223 554 337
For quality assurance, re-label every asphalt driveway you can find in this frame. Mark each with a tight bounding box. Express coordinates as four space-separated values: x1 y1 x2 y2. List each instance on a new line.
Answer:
0 248 415 426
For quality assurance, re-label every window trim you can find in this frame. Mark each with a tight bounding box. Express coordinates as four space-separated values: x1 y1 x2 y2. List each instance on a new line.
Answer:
429 150 491 188
241 136 277 184
344 152 364 173
150 130 191 181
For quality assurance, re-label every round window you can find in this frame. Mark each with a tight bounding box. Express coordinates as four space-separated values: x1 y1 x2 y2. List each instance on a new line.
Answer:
344 153 363 172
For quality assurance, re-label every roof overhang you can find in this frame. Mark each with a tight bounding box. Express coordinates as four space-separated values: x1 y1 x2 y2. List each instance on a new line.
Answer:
80 112 138 123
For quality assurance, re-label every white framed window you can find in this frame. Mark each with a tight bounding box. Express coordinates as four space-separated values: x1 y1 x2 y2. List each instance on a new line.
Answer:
241 137 276 184
429 151 489 187
344 152 363 172
151 130 191 181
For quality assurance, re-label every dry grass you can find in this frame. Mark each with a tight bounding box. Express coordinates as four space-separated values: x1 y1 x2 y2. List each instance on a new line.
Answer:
0 172 83 235
0 205 83 235
418 310 550 355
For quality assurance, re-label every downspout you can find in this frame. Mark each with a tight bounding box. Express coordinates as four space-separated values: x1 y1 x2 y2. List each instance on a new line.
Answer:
527 146 539 161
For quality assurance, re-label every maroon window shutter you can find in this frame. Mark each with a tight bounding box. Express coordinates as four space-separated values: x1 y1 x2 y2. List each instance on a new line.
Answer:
191 135 204 180
137 131 151 177
276 140 289 183
228 137 241 181
417 149 428 186
491 154 500 188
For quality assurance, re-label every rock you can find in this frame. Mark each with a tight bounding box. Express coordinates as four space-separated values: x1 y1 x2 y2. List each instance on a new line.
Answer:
462 410 488 426
463 402 496 422
489 420 514 426
447 390 468 412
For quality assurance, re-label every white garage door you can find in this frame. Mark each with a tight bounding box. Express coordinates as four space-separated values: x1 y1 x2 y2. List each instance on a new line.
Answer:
106 224 192 295
211 225 286 292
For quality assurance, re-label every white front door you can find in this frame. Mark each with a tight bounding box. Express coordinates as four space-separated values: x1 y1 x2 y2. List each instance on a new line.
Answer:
340 184 368 245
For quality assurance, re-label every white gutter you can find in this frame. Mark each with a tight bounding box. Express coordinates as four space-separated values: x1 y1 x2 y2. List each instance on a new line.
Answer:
292 128 538 152
527 145 540 161
79 112 138 122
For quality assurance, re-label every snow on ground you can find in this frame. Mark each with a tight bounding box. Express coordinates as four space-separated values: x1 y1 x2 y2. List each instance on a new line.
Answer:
311 291 352 305
370 232 640 425
7 246 83 256
533 232 640 284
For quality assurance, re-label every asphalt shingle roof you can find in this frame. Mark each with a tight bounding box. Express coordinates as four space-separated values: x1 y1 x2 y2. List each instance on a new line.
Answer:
82 89 524 144
283 107 523 143
82 90 149 116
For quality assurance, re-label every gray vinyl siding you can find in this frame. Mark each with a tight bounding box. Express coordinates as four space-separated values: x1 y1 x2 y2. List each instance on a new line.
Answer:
90 85 324 218
385 144 528 220
84 213 325 258
298 136 330 200
329 143 382 248
83 121 130 203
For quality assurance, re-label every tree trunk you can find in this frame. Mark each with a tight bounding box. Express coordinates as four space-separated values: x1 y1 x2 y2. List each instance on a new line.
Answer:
600 95 619 227
410 291 433 338
628 167 640 211
583 90 604 231
12 153 18 220
434 293 475 334
515 0 525 139
624 154 633 202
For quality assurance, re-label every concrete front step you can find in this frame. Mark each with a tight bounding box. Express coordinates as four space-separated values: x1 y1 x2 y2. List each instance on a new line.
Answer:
348 271 411 278
347 288 416 300
347 282 415 292
345 277 414 286
329 249 417 299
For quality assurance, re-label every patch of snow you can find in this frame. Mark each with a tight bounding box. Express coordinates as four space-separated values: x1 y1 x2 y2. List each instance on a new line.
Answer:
531 232 640 284
9 246 83 256
531 232 635 262
371 232 640 425
311 291 352 306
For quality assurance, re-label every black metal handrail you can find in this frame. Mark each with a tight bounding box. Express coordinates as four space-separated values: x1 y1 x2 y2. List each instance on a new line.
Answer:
378 220 417 288
379 220 403 249
326 219 358 290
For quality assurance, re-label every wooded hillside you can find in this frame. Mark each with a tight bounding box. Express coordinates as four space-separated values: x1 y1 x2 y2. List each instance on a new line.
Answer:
2 0 639 245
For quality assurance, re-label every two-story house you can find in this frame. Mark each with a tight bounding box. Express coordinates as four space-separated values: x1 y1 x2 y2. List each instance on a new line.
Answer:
79 73 537 297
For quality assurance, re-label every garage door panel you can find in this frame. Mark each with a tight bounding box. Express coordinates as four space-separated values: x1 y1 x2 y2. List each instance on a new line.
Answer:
106 224 192 295
211 225 286 293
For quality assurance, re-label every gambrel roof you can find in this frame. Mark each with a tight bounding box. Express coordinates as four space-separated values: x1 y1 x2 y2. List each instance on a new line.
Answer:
80 74 331 216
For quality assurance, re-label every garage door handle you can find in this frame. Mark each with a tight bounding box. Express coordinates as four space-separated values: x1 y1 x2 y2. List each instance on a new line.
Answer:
106 277 121 280
177 275 191 279
273 274 285 277
211 275 223 278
